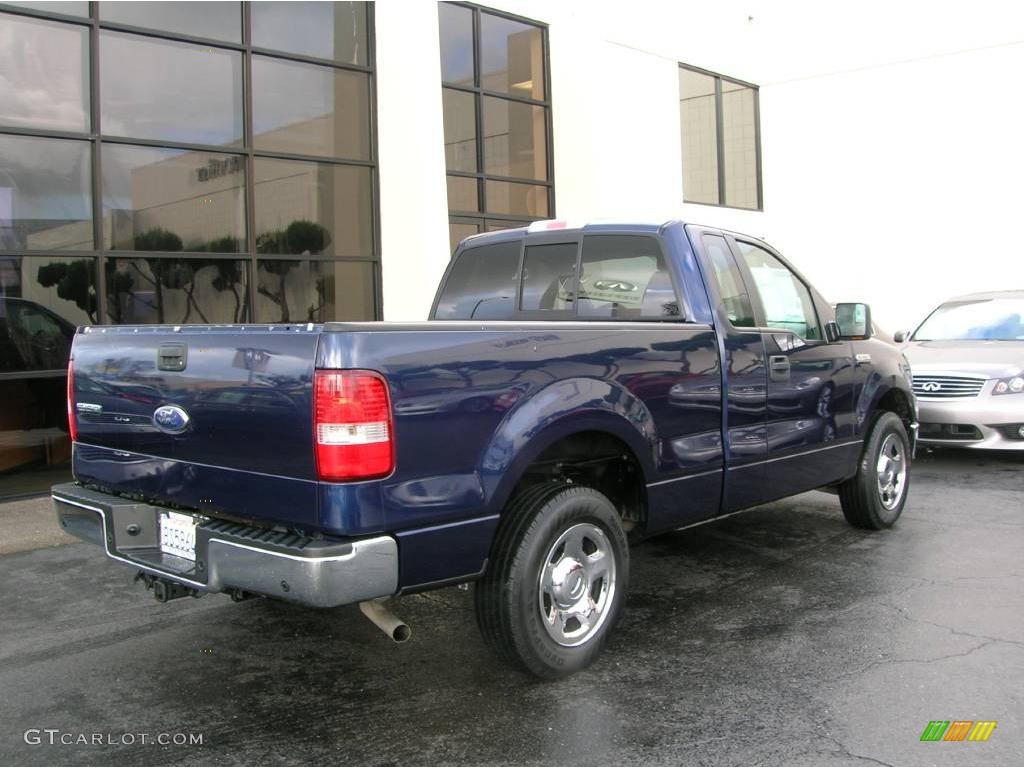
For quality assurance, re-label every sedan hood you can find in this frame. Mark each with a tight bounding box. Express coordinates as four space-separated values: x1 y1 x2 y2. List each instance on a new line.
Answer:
902 340 1024 378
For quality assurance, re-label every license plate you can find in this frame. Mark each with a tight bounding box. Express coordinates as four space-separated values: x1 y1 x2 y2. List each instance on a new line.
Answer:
159 511 197 561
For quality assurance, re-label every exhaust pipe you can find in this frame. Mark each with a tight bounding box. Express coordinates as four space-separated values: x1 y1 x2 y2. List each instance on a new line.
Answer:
359 599 411 643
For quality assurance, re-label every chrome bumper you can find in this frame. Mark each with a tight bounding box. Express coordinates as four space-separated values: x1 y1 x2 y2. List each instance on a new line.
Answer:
52 483 398 607
916 397 1024 450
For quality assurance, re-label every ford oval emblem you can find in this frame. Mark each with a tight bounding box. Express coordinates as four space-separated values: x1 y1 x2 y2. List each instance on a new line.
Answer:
153 405 191 434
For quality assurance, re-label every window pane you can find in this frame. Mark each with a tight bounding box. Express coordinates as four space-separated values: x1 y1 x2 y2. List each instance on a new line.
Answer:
105 257 249 324
485 219 526 232
578 236 680 319
101 31 243 146
4 2 87 16
480 13 544 99
702 234 754 327
102 144 246 252
447 176 478 213
485 180 547 218
449 221 481 253
0 135 92 251
99 2 241 43
252 2 367 66
254 159 372 258
442 88 477 172
253 56 370 160
679 68 719 205
435 241 519 320
0 256 83 498
0 13 89 132
482 96 547 180
722 81 758 209
256 259 374 323
520 242 575 311
736 242 821 339
438 3 473 85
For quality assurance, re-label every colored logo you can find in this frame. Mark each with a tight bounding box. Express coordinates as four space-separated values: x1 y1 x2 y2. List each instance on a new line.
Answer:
152 405 191 434
920 721 997 742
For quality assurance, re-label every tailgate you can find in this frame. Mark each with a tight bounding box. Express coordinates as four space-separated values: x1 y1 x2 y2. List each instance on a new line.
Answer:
70 325 320 529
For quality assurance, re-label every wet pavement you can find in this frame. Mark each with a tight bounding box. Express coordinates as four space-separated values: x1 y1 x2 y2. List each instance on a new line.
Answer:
1 449 1021 766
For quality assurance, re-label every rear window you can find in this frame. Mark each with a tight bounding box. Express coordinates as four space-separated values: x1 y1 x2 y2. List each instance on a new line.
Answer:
433 241 521 320
577 236 681 319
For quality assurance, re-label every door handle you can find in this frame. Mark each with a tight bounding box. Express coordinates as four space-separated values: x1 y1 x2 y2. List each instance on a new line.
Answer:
769 355 790 382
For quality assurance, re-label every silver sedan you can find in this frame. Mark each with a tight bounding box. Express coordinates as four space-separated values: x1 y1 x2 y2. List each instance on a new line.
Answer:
898 290 1024 450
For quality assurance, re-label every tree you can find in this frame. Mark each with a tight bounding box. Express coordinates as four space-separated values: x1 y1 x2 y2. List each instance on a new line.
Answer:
256 220 331 323
36 260 97 323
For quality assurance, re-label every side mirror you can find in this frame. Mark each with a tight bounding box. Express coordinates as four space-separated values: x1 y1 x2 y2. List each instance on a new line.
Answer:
893 329 910 343
835 302 873 340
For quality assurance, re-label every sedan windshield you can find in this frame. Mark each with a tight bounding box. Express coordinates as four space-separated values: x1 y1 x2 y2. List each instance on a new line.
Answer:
914 298 1024 341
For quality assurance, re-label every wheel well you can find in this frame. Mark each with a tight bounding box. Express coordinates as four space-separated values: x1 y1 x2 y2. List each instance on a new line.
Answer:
509 431 647 535
876 387 914 433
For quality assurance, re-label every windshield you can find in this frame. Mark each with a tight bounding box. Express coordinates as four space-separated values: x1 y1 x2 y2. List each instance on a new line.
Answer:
913 298 1024 341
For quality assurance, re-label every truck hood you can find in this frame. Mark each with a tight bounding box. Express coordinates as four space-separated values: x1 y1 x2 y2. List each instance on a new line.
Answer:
902 340 1024 379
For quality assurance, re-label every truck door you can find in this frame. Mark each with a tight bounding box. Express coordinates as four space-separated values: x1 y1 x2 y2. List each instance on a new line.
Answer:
690 230 768 512
726 236 857 499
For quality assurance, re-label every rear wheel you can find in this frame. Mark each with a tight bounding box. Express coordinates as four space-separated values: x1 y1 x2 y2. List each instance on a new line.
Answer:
475 483 629 679
839 411 911 529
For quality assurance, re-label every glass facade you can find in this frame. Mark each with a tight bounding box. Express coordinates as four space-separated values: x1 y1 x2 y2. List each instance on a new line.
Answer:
679 64 761 210
438 3 553 252
0 2 378 498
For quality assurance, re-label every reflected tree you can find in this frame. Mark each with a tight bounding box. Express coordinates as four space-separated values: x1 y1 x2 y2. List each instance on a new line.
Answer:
256 220 330 323
36 260 97 323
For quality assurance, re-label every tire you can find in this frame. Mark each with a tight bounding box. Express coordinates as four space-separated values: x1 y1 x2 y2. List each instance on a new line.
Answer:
475 482 629 679
839 411 911 529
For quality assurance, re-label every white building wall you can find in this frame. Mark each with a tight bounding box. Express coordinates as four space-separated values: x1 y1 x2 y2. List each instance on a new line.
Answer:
375 0 1024 331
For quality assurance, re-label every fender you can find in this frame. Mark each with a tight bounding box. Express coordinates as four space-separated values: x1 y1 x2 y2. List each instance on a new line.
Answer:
478 377 657 516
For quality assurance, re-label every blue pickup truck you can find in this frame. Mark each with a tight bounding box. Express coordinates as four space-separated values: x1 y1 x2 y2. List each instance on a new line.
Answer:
53 219 917 678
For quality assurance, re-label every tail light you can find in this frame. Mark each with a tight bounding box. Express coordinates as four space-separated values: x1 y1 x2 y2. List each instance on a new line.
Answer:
67 358 77 442
313 370 394 481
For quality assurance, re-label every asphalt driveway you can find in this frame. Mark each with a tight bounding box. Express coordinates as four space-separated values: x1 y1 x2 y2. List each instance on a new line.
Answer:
1 449 1021 766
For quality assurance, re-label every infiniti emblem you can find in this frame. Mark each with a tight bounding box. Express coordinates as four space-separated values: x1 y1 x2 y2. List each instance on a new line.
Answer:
920 381 942 392
153 405 191 434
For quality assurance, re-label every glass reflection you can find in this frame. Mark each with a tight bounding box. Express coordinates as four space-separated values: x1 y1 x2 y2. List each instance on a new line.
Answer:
679 68 719 205
102 144 246 252
722 81 758 209
105 257 249 324
255 259 374 323
252 2 367 65
254 158 371 258
253 56 370 160
438 3 473 85
485 179 548 217
442 88 477 172
447 176 478 213
101 31 243 146
482 96 547 180
0 13 89 133
99 1 241 43
0 134 92 251
4 2 87 15
480 13 544 99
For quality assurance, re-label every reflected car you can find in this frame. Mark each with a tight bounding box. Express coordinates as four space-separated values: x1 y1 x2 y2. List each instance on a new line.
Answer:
897 290 1024 449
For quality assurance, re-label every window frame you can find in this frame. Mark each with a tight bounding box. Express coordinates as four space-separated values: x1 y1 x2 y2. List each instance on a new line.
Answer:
0 1 383 323
440 2 555 242
678 62 763 211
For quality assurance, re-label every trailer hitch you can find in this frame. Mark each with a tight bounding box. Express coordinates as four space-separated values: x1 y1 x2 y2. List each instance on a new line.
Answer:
134 571 202 602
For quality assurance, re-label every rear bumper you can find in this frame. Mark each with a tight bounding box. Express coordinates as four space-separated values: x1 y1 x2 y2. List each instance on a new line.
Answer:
52 483 398 607
917 396 1024 450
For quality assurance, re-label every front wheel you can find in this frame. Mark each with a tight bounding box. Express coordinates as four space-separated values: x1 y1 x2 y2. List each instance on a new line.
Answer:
839 411 911 529
475 483 629 679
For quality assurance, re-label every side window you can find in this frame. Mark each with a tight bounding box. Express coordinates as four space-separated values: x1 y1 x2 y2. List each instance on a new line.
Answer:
702 234 755 327
736 241 822 340
6 303 72 371
434 241 521 320
577 236 682 319
520 242 577 312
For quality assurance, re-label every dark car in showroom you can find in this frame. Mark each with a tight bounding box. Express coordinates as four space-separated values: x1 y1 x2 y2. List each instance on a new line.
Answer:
0 297 75 491
898 290 1024 449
